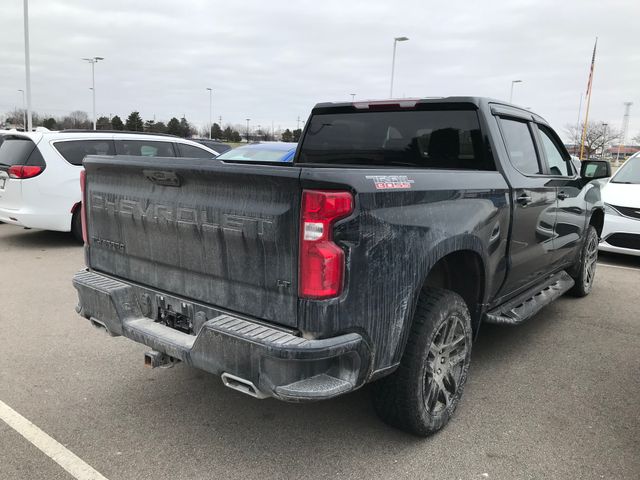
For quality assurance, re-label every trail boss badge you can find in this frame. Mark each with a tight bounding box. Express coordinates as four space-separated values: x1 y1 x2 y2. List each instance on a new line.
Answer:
366 175 414 190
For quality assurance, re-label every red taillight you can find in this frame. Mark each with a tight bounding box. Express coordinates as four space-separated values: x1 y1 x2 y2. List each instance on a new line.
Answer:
8 165 43 179
299 190 353 299
80 169 88 244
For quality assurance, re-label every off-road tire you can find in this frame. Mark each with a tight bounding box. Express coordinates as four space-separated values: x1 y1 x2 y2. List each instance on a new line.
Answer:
568 225 598 297
71 209 83 243
371 288 473 436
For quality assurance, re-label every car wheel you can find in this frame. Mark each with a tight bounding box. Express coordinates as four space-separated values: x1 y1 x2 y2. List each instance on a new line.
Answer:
71 209 83 243
371 288 473 436
568 225 598 297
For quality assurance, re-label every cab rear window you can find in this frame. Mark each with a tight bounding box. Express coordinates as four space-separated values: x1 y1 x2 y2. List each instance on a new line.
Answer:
298 109 495 170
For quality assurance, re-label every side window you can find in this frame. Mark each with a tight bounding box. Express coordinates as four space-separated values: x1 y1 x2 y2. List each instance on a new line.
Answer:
538 127 570 176
115 140 176 157
54 140 115 166
499 118 541 175
176 143 216 159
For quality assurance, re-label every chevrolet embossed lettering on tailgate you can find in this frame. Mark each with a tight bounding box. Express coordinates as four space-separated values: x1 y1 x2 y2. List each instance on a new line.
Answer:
84 156 301 327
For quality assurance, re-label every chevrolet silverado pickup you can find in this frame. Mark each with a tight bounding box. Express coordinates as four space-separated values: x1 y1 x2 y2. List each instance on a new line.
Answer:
73 97 610 436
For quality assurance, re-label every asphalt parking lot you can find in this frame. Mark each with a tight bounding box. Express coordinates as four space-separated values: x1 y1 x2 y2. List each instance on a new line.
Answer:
0 223 638 480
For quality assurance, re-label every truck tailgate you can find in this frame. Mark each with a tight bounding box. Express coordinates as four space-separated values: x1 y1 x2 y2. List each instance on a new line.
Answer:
83 155 301 328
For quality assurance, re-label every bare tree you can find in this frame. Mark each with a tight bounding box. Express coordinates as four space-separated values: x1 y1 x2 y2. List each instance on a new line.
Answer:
61 111 91 129
4 108 41 129
564 121 619 159
632 132 640 144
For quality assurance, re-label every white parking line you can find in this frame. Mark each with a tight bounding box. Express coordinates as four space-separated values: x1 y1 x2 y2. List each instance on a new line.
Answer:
598 262 640 272
0 399 109 480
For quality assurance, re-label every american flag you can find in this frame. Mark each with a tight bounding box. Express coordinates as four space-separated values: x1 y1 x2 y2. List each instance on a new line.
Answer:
586 38 598 95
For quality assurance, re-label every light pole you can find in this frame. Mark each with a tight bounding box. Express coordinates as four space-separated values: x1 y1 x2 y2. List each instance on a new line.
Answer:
82 57 104 130
601 123 608 159
18 89 26 130
206 87 213 139
509 80 522 103
350 93 356 102
246 118 250 143
390 36 409 98
23 0 33 131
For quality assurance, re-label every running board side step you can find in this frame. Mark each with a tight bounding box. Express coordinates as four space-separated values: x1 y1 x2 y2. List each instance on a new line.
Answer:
485 271 575 326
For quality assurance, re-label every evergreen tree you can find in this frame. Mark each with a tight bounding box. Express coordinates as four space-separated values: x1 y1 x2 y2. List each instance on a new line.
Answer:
179 117 192 137
211 123 223 140
111 115 124 130
96 116 111 130
281 128 293 142
167 117 181 136
292 128 302 142
222 126 233 141
125 111 144 131
150 121 168 134
42 117 57 130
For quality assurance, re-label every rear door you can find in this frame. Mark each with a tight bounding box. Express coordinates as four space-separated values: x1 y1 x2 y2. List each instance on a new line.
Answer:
496 117 559 297
84 156 301 327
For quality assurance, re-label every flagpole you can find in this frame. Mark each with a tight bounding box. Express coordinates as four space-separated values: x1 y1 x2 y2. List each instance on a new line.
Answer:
579 37 598 160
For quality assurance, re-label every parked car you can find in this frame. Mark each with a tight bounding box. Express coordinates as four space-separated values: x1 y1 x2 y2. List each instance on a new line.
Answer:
0 130 219 241
73 97 608 436
192 138 232 154
216 142 297 162
599 151 640 256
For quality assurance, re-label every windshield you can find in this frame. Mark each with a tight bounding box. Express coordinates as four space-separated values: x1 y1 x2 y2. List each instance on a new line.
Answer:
611 155 640 184
297 108 494 170
217 145 293 162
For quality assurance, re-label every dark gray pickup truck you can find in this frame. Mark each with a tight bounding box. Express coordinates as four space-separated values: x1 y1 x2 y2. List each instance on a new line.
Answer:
73 97 610 435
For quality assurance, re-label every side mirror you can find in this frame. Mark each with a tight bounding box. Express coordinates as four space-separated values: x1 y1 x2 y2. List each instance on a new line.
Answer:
580 160 611 180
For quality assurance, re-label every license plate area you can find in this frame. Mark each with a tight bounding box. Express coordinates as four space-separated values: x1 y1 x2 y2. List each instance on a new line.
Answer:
155 295 194 334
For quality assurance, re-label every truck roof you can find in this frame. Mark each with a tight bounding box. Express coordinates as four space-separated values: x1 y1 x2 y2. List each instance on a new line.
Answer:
312 96 549 125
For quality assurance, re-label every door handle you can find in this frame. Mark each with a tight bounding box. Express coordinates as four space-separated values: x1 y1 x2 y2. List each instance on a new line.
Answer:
558 191 568 200
516 193 532 205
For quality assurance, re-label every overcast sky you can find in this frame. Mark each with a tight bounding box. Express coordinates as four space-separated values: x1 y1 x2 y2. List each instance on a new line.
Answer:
1 0 639 140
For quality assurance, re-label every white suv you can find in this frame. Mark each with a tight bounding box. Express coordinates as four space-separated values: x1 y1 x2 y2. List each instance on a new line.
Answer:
0 130 220 241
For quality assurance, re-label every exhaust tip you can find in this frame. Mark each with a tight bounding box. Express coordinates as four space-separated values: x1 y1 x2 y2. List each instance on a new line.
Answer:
89 318 109 334
221 373 268 399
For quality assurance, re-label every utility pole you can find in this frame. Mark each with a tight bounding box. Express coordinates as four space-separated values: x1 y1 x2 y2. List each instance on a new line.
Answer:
601 123 608 159
616 102 633 163
509 80 522 103
297 116 301 130
246 118 250 142
18 89 26 130
23 0 33 131
206 88 212 139
389 36 409 98
82 57 104 130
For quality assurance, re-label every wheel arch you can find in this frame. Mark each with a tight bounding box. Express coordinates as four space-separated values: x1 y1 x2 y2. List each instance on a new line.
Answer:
390 238 488 368
589 207 604 238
